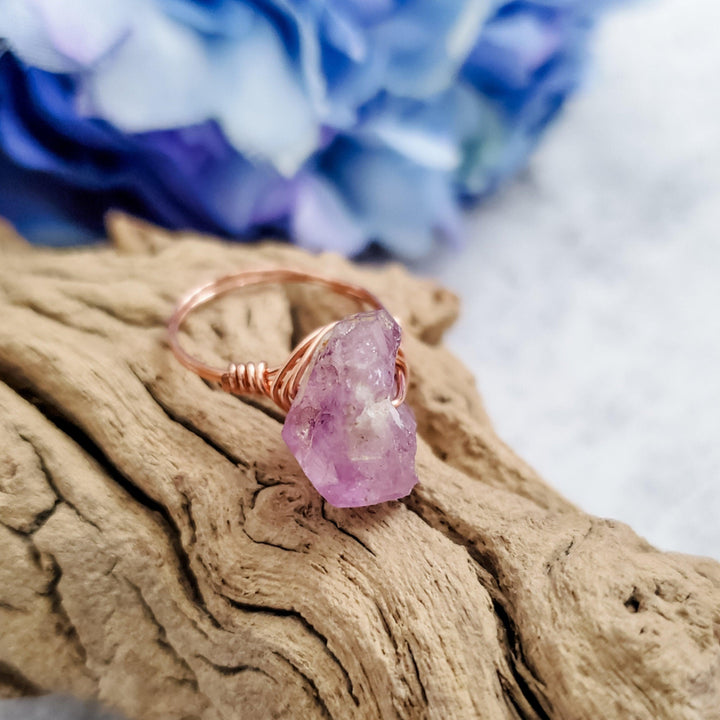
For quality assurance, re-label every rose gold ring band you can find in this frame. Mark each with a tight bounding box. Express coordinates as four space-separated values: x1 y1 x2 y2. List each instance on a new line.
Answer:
167 269 408 413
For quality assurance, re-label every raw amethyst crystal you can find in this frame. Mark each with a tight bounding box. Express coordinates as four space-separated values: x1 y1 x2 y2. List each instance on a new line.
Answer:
282 309 418 507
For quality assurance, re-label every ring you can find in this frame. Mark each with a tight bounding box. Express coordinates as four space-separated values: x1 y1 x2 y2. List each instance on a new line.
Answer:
168 269 418 507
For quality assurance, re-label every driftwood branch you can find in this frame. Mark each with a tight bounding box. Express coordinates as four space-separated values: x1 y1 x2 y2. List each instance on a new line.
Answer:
0 214 718 720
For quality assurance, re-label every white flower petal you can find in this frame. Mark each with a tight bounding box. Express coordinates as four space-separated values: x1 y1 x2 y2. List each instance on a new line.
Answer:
368 121 459 170
322 6 367 63
0 0 78 72
271 0 329 118
446 0 491 60
29 0 135 67
85 6 212 131
214 15 318 175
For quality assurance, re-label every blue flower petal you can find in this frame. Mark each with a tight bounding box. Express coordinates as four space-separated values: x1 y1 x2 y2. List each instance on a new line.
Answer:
319 136 461 258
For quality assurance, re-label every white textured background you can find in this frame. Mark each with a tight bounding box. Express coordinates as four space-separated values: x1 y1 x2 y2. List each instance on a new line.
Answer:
418 0 720 560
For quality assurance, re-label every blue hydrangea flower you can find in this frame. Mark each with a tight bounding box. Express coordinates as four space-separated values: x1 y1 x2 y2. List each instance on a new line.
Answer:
0 0 613 257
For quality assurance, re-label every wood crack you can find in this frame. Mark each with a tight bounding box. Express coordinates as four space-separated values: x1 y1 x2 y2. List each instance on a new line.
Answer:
125 578 201 692
195 654 276 682
225 597 360 708
0 660 42 697
405 643 428 707
0 600 26 613
402 497 552 720
272 651 335 720
38 554 89 667
0 380 223 632
320 504 377 558
16 433 101 533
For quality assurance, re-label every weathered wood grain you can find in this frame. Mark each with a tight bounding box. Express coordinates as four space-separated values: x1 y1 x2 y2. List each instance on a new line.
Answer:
0 214 718 720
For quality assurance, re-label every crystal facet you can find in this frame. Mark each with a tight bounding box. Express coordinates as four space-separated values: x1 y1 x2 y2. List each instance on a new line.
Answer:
282 309 418 507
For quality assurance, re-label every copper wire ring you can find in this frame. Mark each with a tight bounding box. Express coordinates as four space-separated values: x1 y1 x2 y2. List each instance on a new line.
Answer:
167 269 409 413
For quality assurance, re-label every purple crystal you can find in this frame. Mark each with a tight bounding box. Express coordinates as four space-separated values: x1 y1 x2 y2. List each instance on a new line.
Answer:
282 309 418 507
